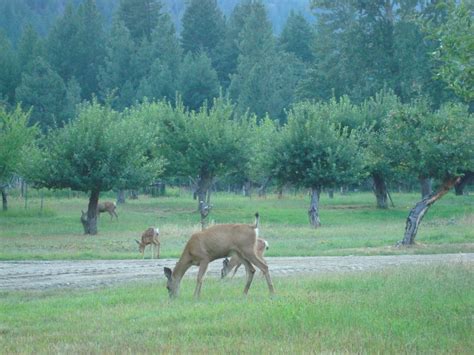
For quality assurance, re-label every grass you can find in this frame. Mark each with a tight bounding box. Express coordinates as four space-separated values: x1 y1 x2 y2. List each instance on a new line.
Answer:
0 264 472 353
0 190 473 260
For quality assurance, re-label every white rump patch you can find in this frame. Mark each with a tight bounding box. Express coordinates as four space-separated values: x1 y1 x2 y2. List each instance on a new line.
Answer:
264 240 269 249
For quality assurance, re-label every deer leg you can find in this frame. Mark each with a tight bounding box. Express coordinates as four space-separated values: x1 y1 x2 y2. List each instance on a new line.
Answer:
245 253 275 295
113 211 118 220
156 243 160 259
239 258 256 295
231 262 241 278
194 260 209 298
150 244 154 259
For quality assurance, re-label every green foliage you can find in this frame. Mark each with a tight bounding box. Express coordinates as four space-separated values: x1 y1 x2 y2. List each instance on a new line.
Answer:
279 10 314 63
30 100 163 193
156 98 252 181
178 52 220 111
424 0 474 102
273 101 366 189
386 100 474 180
180 0 225 56
0 105 37 183
0 32 19 106
15 57 69 132
117 0 163 42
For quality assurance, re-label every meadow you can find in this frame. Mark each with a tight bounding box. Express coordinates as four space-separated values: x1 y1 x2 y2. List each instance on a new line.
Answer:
0 188 473 260
1 189 473 353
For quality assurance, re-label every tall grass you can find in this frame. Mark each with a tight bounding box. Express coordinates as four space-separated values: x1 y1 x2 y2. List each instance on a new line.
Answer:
0 190 472 260
0 264 472 353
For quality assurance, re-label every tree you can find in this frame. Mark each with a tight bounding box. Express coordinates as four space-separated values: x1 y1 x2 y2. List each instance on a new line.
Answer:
273 101 365 227
0 105 37 210
279 11 314 63
30 101 163 234
229 1 303 122
180 0 225 56
178 52 220 111
15 57 69 132
424 0 473 102
385 100 473 245
360 89 401 208
156 97 252 226
98 20 136 110
0 32 19 106
117 0 163 42
46 0 105 100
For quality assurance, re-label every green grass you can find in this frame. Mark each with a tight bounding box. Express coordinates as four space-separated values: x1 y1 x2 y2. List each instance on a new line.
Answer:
0 190 473 260
0 264 472 353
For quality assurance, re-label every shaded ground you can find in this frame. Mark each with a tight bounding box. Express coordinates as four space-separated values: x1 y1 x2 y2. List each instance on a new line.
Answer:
0 253 472 292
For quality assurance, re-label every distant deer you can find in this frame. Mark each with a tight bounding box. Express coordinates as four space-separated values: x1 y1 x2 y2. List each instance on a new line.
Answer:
164 213 274 298
97 201 118 220
136 227 160 259
221 238 269 279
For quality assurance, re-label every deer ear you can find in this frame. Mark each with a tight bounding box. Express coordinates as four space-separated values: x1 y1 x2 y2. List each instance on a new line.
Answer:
164 267 172 280
135 239 140 245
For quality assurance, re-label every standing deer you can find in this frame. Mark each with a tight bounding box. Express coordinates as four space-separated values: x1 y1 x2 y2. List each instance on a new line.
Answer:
97 201 118 220
221 238 269 279
164 213 274 298
136 227 160 259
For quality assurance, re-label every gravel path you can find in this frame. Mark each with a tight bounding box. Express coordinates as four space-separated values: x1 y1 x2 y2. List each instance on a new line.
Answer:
0 253 472 292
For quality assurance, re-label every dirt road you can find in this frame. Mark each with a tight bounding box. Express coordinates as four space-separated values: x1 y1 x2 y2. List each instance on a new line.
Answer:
0 253 472 292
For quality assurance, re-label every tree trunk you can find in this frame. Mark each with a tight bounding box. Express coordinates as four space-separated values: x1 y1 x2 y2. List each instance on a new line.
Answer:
399 177 460 246
1 186 7 211
195 174 213 229
258 176 271 197
373 173 388 209
116 190 126 204
82 189 100 235
327 188 334 199
454 172 473 196
420 177 432 199
242 181 251 197
308 187 321 228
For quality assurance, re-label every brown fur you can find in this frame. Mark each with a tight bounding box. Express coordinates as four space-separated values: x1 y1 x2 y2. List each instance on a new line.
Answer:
221 238 268 278
164 213 274 298
97 201 118 220
136 227 160 259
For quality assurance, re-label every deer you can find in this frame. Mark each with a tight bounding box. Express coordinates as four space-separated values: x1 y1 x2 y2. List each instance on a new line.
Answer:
136 227 160 259
97 201 118 220
164 213 275 299
221 238 269 279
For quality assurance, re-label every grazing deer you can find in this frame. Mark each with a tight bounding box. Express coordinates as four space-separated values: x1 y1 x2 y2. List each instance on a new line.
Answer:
136 227 160 259
221 238 269 279
97 201 118 220
164 213 274 298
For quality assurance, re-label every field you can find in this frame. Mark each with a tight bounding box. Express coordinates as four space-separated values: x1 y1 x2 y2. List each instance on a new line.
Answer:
0 189 473 353
0 189 473 260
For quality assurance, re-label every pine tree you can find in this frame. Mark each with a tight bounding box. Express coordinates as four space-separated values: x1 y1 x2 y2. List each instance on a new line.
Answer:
117 0 163 42
279 11 314 63
0 32 20 106
15 57 68 132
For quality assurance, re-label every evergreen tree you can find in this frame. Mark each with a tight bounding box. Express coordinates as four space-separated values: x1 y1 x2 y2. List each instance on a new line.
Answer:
0 32 19 106
117 0 163 42
99 20 136 110
17 24 44 73
181 0 225 56
46 0 105 100
178 52 220 111
279 11 314 63
15 57 68 132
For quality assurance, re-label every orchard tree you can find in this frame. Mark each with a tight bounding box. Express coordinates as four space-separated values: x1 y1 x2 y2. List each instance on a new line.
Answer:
360 90 401 208
156 97 252 226
30 101 163 234
273 101 365 227
385 100 473 245
0 106 37 210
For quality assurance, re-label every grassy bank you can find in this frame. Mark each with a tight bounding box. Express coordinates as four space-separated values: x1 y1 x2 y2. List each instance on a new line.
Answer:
0 264 472 353
0 191 472 260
